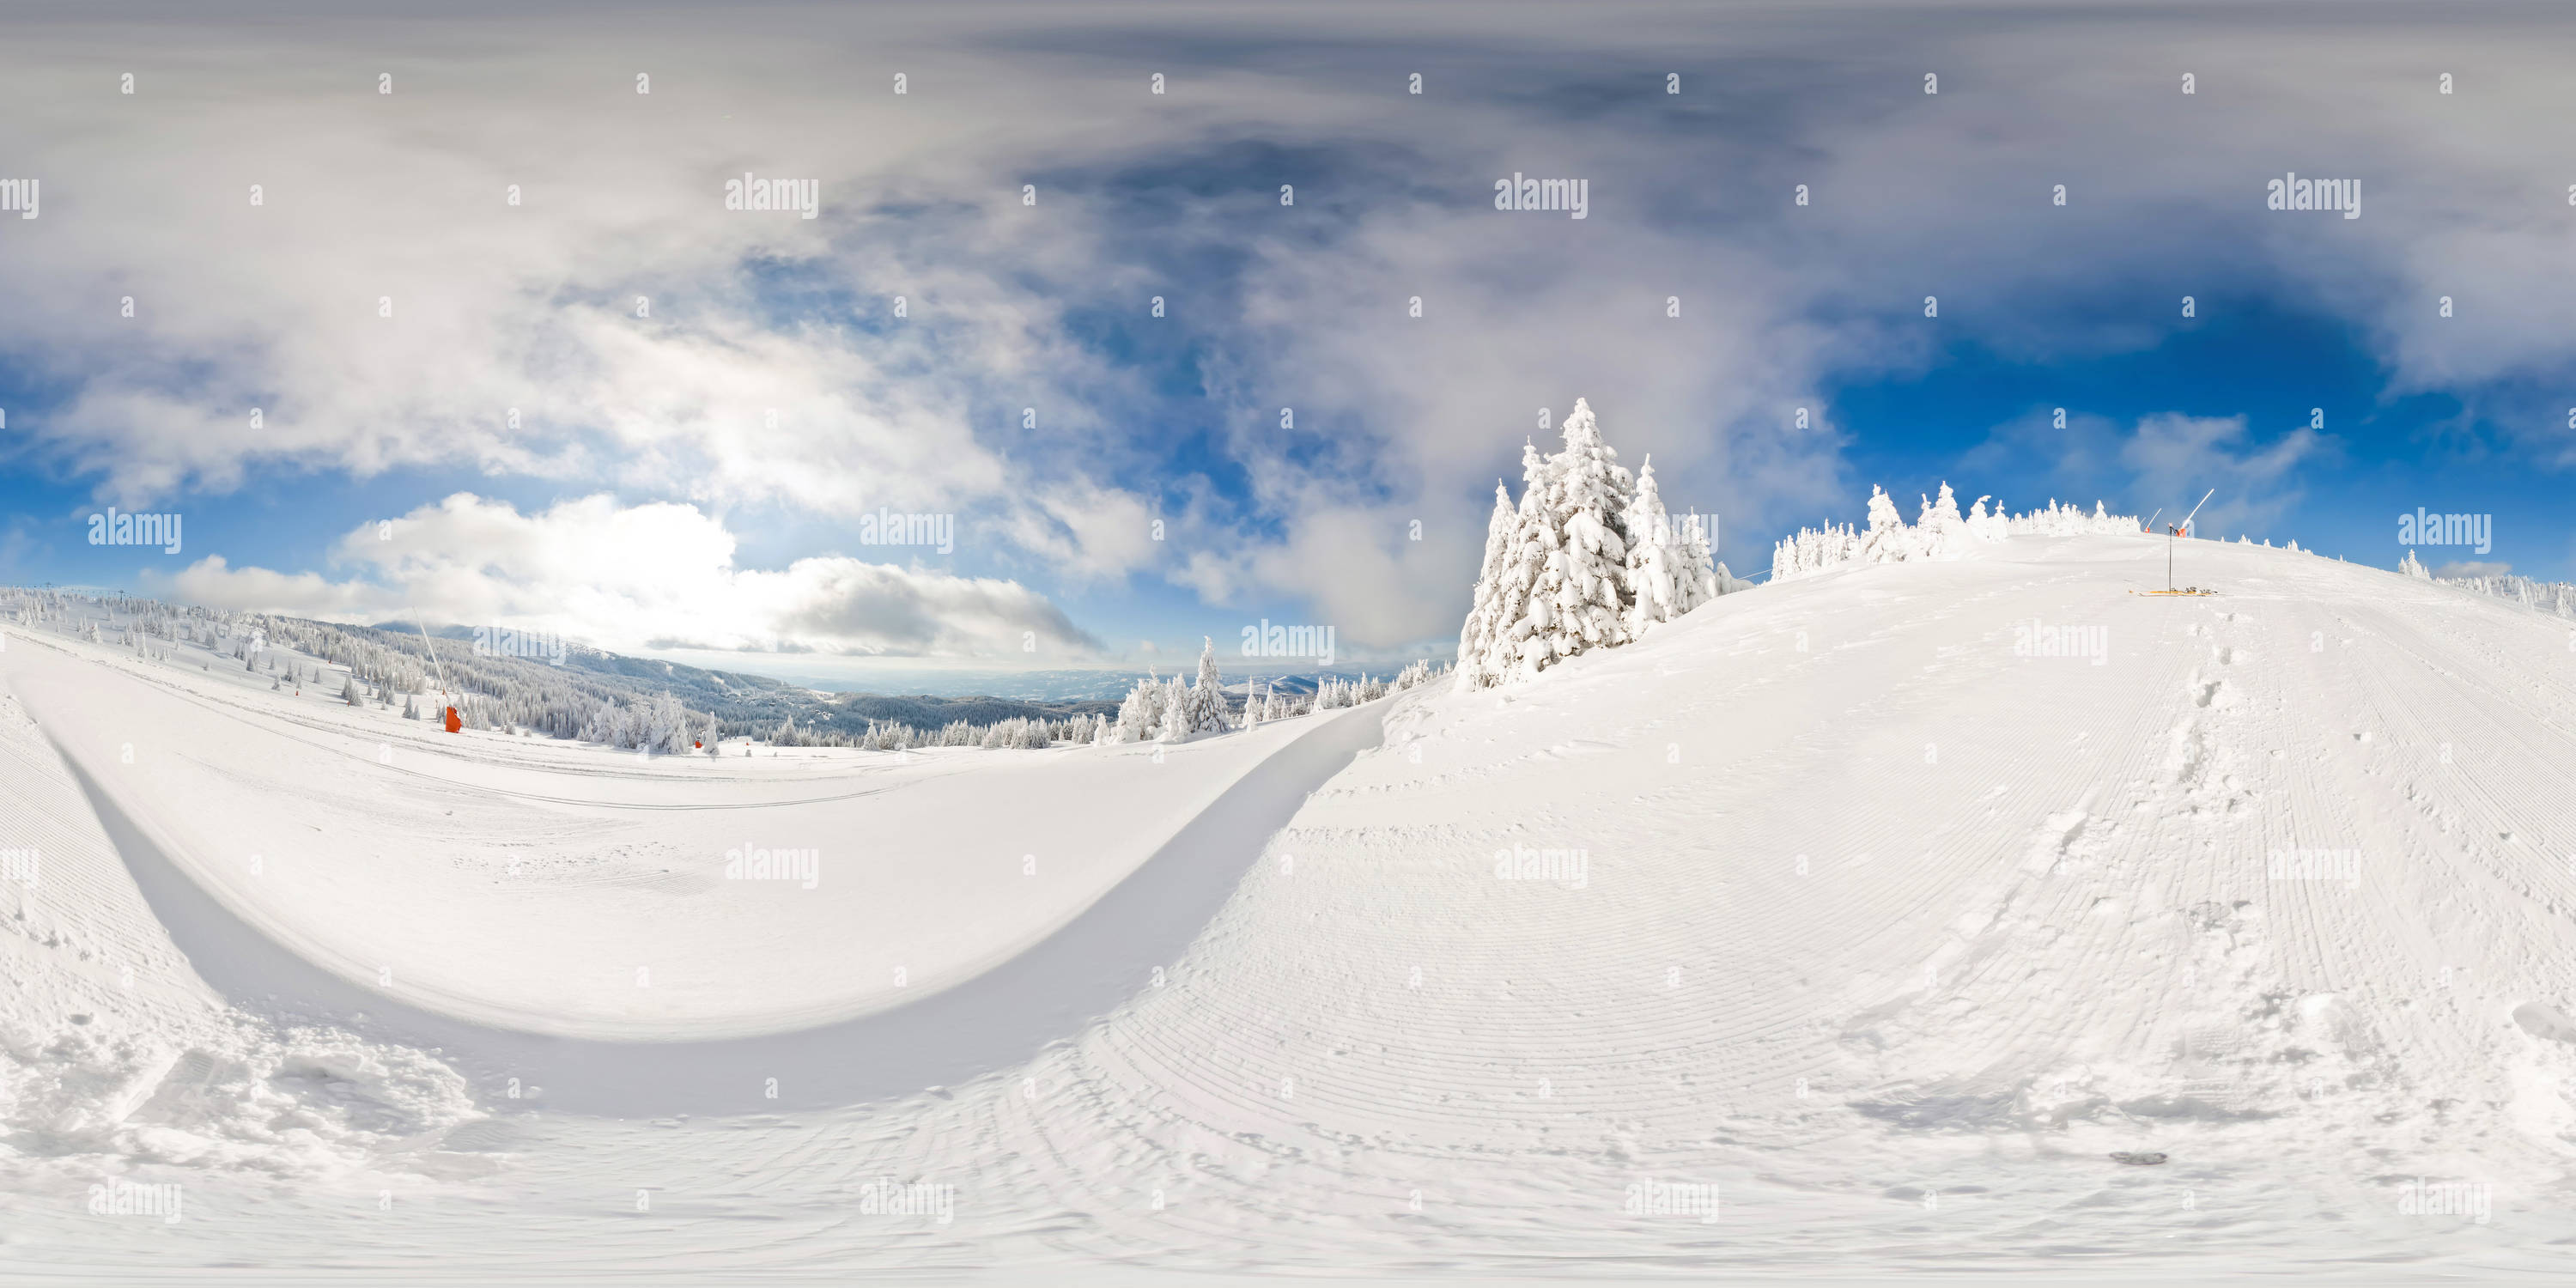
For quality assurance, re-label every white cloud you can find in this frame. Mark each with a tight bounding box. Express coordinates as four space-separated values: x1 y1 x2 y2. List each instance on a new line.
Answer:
158 494 1097 659
2117 413 2328 537
997 481 1163 585
1966 409 2328 538
2430 561 2511 580
13 5 2576 645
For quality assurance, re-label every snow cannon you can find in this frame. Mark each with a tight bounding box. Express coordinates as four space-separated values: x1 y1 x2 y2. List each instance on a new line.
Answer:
444 705 462 733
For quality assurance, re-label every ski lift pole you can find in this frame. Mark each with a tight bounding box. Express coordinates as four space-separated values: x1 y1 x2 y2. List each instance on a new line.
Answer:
409 610 451 697
2171 489 2215 592
409 609 462 732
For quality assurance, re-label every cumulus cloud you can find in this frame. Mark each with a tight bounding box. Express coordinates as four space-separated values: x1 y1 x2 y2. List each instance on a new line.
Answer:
157 494 1098 659
2118 412 2330 537
1966 408 2328 538
10 3 2576 643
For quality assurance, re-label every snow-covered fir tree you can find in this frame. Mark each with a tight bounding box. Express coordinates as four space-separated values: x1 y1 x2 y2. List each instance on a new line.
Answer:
1620 455 1684 638
1477 440 1556 685
1455 399 1741 689
1156 674 1189 741
1530 398 1633 661
1182 637 1229 735
1917 483 1965 555
1677 511 1724 611
1115 669 1160 743
1455 481 1518 689
1856 485 1911 562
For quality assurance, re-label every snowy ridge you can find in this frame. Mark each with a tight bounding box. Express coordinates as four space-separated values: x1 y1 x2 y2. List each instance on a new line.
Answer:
1771 486 2139 581
2434 571 2576 619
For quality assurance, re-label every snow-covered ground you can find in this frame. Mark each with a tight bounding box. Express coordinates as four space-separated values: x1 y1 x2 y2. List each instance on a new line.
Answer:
9 629 1335 1041
7 532 2576 1279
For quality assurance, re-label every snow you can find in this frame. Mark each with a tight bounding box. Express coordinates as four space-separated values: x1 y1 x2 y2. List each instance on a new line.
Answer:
3 629 1329 1041
9 531 2576 1278
0 673 484 1200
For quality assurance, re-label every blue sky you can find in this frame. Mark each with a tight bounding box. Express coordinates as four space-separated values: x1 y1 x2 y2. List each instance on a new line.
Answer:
3 1 2571 685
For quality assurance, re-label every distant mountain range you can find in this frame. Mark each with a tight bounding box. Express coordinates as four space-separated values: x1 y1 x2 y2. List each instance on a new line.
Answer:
366 623 1416 731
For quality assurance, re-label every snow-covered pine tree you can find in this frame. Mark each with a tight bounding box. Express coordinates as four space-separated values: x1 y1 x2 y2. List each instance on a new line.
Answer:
1186 637 1227 733
1857 485 1911 562
1470 441 1557 688
2400 550 2429 579
1675 510 1720 611
1917 483 1965 556
1620 455 1683 638
1115 671 1159 743
1157 674 1189 741
1528 398 1634 664
640 692 690 753
340 677 361 705
1455 481 1518 690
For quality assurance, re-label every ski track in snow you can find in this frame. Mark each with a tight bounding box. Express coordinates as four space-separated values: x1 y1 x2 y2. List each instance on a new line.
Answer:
7 534 2576 1279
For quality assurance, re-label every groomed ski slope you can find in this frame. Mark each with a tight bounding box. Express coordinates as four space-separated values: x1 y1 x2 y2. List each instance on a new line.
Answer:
5 632 1339 1041
8 531 2576 1279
